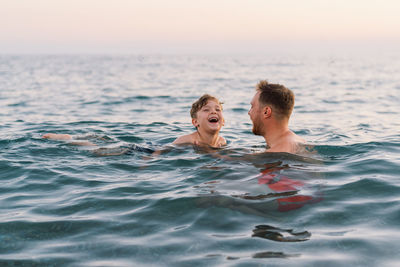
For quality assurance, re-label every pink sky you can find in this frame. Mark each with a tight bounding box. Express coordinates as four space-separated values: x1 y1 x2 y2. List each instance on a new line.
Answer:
1 0 399 54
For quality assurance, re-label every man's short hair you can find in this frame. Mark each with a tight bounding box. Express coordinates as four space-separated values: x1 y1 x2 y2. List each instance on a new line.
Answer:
190 94 223 118
256 80 295 119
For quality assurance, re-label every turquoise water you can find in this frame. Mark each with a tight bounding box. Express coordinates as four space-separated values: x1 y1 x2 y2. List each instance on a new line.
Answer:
1 54 399 266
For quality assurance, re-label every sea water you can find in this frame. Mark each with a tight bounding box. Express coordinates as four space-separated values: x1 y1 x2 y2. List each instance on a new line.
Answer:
0 53 399 266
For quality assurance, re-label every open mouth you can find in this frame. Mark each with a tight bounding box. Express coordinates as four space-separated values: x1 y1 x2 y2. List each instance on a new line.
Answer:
208 117 219 123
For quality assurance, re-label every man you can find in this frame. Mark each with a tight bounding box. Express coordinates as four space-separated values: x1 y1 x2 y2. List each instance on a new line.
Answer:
248 80 305 154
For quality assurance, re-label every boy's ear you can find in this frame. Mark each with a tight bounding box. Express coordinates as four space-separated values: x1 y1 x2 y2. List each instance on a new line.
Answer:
192 118 199 128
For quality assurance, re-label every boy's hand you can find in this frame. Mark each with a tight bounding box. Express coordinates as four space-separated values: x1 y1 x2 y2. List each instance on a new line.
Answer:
42 133 72 140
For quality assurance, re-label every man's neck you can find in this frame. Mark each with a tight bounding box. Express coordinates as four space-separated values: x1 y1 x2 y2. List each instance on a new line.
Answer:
262 121 291 149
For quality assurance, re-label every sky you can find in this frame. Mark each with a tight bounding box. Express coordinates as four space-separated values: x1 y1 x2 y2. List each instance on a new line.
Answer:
1 0 399 54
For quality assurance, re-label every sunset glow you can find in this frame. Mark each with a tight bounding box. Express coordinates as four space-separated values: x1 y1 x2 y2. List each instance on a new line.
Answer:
1 0 399 53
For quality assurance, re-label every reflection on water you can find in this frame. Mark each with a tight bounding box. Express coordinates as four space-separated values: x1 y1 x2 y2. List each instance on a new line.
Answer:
252 225 311 242
252 251 301 259
208 250 301 260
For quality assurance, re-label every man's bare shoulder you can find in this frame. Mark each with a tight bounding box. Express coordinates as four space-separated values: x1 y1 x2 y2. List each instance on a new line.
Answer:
296 143 318 155
267 132 306 154
289 130 306 144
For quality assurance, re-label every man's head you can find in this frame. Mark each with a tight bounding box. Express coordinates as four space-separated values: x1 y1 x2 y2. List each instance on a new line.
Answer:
248 80 294 135
190 94 224 131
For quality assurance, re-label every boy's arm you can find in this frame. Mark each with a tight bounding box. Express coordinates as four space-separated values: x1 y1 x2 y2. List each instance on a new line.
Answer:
43 133 73 140
42 133 96 146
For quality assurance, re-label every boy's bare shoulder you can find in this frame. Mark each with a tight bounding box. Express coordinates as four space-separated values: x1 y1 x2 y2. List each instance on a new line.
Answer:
218 136 227 146
173 133 226 148
172 133 197 145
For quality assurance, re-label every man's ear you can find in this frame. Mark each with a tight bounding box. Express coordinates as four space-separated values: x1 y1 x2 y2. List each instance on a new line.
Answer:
192 118 199 128
263 106 272 118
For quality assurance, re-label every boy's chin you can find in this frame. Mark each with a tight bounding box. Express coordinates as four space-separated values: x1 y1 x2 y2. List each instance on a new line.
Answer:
204 124 222 131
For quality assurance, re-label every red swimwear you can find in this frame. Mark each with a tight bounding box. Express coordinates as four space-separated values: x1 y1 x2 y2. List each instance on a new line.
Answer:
258 169 322 212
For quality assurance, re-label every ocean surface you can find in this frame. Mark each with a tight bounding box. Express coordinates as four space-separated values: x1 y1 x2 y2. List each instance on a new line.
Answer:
0 53 399 266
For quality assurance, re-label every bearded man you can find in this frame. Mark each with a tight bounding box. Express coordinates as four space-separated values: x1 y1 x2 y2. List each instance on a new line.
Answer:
248 80 306 154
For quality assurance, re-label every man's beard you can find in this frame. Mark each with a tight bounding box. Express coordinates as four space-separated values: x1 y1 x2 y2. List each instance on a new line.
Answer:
252 116 264 136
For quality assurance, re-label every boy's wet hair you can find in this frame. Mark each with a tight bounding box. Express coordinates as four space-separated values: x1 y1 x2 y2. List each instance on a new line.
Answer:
190 94 223 118
256 80 294 119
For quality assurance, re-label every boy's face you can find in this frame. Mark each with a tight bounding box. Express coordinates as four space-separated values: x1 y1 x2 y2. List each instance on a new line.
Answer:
192 100 224 132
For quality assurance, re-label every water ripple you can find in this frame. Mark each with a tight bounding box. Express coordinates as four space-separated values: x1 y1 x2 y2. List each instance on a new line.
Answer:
1 54 400 266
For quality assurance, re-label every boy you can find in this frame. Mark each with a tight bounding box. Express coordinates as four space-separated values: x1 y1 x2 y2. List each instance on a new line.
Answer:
173 94 226 148
43 94 226 150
